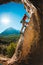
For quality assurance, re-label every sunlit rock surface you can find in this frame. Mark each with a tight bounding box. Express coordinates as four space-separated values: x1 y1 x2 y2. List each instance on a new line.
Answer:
0 0 42 65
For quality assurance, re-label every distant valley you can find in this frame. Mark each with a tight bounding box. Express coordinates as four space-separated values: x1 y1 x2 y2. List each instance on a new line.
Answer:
0 27 20 36
0 27 20 44
0 27 20 57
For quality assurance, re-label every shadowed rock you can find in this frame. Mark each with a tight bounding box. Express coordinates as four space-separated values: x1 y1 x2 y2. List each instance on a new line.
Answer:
0 0 43 65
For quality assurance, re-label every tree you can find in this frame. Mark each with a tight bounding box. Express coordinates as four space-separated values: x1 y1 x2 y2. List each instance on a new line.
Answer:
0 0 42 65
7 42 17 58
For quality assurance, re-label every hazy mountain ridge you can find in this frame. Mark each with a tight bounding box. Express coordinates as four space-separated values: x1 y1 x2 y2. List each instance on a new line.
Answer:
0 27 20 36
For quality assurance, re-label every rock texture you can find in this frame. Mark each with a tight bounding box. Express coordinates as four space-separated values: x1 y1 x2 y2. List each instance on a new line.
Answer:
0 0 43 65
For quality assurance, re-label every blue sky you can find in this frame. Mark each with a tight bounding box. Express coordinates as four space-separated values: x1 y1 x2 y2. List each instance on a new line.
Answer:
0 2 26 33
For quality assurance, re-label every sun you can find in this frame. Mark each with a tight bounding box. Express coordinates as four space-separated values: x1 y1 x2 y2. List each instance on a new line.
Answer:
1 14 10 25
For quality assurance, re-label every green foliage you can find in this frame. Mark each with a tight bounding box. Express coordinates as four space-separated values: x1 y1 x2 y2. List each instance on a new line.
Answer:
0 34 20 57
0 34 20 44
6 42 17 58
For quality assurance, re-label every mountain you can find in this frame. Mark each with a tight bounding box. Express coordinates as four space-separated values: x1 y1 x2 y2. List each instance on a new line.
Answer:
0 27 20 36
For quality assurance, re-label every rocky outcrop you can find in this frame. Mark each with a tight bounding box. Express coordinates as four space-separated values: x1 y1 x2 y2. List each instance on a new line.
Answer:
0 0 42 65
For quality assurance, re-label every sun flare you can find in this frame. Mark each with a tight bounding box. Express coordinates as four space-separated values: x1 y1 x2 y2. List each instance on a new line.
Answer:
1 14 10 25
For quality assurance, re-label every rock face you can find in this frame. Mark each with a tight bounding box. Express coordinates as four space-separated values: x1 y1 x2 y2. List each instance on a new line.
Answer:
12 9 40 65
0 0 21 4
0 0 42 65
